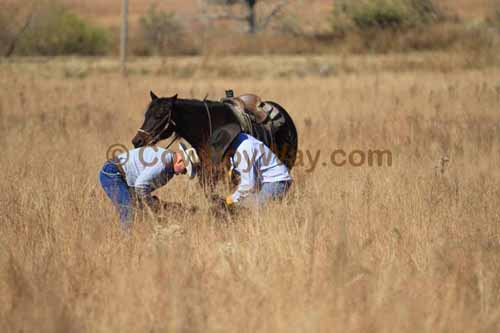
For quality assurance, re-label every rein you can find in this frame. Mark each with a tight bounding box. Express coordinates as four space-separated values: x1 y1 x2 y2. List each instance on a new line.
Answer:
164 133 180 150
203 101 213 138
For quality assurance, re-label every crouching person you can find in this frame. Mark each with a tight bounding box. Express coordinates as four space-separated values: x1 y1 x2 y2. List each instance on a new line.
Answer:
208 124 292 209
99 143 199 229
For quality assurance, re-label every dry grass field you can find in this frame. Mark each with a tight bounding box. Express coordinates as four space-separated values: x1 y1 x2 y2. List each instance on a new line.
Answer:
1 52 500 332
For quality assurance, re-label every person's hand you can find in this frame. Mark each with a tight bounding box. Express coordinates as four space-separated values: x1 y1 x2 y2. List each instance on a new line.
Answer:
146 195 161 212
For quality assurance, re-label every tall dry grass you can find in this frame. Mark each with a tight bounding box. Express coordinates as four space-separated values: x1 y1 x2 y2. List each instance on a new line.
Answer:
1 54 500 332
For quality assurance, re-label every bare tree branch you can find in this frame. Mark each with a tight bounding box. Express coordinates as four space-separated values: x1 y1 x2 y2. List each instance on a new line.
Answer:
259 0 289 31
200 0 249 23
5 12 33 57
204 14 248 22
200 0 291 34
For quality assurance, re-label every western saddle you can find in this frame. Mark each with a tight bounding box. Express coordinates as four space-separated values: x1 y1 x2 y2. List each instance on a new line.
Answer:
221 92 285 148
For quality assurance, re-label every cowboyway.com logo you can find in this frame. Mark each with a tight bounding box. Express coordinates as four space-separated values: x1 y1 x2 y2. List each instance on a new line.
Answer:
106 144 176 167
294 148 393 172
106 143 393 172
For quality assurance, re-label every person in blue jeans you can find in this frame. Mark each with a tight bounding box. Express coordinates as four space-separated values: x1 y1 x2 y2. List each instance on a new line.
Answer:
208 124 292 208
99 143 199 228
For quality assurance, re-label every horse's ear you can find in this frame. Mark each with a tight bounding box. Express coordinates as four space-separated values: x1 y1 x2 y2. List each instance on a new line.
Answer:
150 91 159 101
172 94 178 101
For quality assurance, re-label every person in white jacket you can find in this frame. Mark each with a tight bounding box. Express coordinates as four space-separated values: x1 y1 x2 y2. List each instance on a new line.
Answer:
208 124 292 207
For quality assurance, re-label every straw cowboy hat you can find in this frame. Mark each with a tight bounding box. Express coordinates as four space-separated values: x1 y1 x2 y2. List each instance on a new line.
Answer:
179 143 200 179
207 123 242 163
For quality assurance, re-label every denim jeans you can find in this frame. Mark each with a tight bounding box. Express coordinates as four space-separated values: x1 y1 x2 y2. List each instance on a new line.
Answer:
253 180 292 206
99 161 133 229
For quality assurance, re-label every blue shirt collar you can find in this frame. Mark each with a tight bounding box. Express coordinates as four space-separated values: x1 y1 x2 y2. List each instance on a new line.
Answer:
230 132 248 151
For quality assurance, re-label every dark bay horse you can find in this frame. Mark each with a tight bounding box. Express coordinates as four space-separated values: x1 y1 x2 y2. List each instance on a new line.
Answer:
131 91 298 186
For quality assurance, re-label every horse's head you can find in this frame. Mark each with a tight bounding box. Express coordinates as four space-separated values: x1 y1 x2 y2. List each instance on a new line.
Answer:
132 91 177 148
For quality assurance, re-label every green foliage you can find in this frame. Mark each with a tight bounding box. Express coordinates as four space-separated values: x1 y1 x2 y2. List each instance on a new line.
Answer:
332 0 441 31
352 0 406 29
138 5 187 55
16 4 109 56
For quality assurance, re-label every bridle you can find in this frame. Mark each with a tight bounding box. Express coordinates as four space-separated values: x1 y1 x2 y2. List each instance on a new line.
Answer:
137 97 214 146
137 104 176 145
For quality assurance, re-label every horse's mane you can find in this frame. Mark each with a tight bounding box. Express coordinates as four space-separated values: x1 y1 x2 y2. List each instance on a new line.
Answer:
175 97 226 108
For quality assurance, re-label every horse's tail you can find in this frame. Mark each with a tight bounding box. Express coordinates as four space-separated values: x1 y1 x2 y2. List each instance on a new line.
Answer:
263 101 298 170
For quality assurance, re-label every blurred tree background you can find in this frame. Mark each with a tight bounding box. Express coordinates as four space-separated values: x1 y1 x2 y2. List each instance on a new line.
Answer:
0 0 499 56
202 0 290 34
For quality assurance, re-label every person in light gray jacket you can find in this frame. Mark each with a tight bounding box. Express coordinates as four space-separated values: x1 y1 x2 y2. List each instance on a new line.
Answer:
99 143 199 228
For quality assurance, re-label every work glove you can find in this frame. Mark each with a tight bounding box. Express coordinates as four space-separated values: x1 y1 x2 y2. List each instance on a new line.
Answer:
209 194 240 222
142 195 161 212
210 194 228 209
